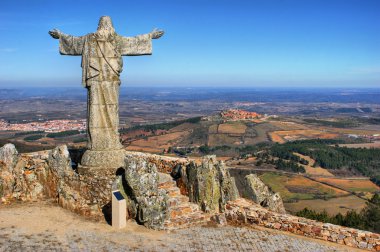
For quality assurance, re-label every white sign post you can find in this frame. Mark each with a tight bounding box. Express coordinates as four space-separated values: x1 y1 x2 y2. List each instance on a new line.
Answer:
112 190 126 229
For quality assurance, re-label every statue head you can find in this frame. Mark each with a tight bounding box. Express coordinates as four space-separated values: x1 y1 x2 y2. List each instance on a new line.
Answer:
96 16 115 39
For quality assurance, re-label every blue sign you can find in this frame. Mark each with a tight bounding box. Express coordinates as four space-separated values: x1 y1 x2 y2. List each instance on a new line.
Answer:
113 191 124 201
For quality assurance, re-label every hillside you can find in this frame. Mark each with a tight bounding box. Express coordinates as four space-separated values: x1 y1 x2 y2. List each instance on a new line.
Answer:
120 111 380 217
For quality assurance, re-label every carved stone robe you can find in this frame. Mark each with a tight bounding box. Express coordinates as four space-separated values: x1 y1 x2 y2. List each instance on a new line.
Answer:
59 33 152 152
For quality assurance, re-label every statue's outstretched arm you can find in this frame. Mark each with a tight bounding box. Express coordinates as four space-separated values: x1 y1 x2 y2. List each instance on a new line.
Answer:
48 29 62 39
49 29 85 56
150 28 164 39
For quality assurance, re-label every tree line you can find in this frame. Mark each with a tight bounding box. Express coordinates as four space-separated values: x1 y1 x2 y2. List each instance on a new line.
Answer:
296 193 380 233
256 139 380 181
120 117 202 133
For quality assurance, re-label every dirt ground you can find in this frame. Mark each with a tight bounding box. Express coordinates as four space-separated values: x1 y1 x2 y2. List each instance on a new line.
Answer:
0 200 358 252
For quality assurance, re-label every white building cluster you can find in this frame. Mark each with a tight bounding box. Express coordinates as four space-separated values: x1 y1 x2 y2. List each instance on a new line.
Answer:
0 119 86 133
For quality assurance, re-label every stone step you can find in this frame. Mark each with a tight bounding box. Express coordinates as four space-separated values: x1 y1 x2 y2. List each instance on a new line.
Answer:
168 195 189 207
158 180 177 189
169 202 200 213
158 173 176 187
163 211 211 230
165 187 181 197
158 172 211 230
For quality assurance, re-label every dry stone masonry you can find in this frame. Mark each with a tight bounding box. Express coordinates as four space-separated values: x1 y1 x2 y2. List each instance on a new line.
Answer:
225 198 380 251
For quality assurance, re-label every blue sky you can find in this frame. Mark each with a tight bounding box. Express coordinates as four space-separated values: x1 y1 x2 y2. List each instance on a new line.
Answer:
0 0 379 88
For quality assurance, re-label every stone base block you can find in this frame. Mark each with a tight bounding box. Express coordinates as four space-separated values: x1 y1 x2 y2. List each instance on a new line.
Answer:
79 149 126 172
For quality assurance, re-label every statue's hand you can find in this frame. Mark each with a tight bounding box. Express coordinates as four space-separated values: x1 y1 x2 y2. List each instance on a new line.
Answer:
49 29 62 39
150 28 164 39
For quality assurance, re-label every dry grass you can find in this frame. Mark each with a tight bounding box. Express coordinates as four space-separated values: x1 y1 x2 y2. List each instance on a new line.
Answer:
268 132 285 143
217 122 247 134
338 141 380 149
125 146 164 153
169 123 197 132
285 195 367 215
269 129 339 143
259 173 348 203
268 121 308 130
286 176 347 196
293 153 334 177
315 177 380 194
304 167 334 177
323 128 380 136
126 131 190 153
207 134 242 146
208 124 218 134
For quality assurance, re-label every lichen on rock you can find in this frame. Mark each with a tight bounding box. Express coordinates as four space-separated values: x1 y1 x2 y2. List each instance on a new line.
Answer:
0 143 19 199
47 145 72 177
120 153 169 229
0 143 18 172
185 155 238 213
244 174 286 213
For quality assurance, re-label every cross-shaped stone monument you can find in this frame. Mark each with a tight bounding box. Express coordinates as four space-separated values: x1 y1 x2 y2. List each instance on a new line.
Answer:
49 16 164 170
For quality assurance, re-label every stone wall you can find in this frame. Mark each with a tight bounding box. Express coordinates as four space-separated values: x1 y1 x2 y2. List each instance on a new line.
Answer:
2 144 379 251
0 145 190 224
225 198 380 251
0 144 115 219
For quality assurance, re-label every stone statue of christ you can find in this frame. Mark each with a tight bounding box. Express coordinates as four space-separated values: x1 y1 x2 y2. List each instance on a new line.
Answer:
49 16 164 169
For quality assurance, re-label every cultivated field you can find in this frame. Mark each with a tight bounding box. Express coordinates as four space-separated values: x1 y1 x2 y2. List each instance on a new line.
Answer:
217 122 247 134
251 123 277 143
323 127 380 136
126 131 190 153
269 129 339 143
293 153 334 177
268 132 285 144
268 121 309 130
315 177 380 195
285 195 367 215
338 141 380 149
259 172 348 202
207 134 242 146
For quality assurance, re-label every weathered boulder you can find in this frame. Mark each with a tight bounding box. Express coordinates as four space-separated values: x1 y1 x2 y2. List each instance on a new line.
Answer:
185 155 238 213
218 161 239 208
0 144 19 198
244 174 286 213
0 143 18 172
121 153 169 229
47 145 73 177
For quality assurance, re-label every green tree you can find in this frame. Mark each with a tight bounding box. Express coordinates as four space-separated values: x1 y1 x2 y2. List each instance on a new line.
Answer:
362 193 380 232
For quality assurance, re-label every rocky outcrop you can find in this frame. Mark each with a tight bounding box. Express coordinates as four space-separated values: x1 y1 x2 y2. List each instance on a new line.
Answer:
0 145 101 217
0 143 18 172
0 144 18 198
121 153 169 229
184 155 238 213
0 143 47 200
243 174 286 214
47 145 72 176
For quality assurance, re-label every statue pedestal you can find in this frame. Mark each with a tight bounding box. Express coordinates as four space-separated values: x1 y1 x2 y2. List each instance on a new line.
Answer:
78 149 126 174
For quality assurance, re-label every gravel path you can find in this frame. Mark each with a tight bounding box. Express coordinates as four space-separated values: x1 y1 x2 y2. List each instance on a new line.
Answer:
0 201 360 252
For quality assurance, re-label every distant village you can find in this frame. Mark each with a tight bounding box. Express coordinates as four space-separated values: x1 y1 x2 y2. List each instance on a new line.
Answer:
0 119 86 133
220 109 264 121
